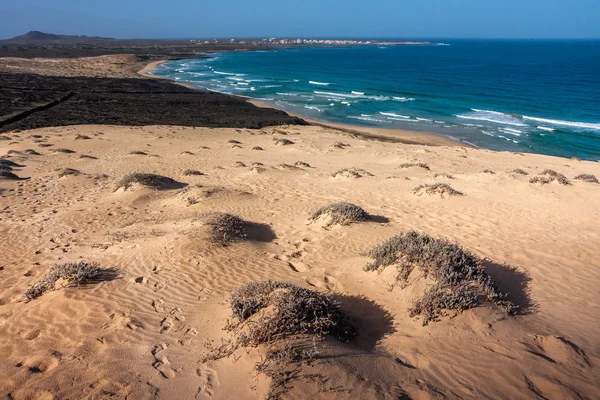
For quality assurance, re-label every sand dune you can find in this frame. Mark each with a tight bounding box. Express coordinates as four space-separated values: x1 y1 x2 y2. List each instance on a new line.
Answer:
1 123 600 399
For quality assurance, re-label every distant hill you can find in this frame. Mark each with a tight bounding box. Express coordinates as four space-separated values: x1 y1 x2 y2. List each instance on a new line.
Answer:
3 31 117 44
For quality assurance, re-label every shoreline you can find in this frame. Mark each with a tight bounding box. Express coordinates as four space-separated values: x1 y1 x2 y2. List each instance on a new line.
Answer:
141 59 465 147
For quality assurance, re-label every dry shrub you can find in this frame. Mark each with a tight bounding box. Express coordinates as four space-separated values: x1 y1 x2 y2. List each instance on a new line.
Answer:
294 161 311 168
116 172 184 190
25 261 100 301
23 149 41 155
181 151 195 155
530 170 571 185
574 174 598 183
331 142 350 149
0 164 12 171
183 169 204 176
433 172 454 179
0 158 21 167
39 143 53 148
0 135 11 140
58 168 80 177
512 168 529 176
80 154 98 159
52 148 76 154
275 138 294 146
399 163 430 170
207 213 248 244
129 151 148 155
204 281 356 398
75 134 91 140
235 161 247 167
310 202 371 226
252 146 264 151
364 231 515 325
332 168 373 178
413 183 464 197
228 139 242 144
0 171 21 180
483 169 496 174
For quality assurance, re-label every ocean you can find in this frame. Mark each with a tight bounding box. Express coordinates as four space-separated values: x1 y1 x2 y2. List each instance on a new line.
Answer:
151 40 600 160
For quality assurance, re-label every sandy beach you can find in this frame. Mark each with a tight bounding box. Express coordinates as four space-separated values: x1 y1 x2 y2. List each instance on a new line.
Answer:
1 55 600 399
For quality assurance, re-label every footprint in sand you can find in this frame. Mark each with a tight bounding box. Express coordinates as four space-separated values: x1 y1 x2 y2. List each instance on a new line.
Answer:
152 344 177 379
522 334 591 369
160 307 185 334
197 365 221 398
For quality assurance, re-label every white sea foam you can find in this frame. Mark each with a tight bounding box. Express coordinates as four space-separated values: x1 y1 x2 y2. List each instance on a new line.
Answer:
537 126 555 132
214 71 236 75
416 117 432 122
500 128 522 136
393 97 416 102
341 101 351 106
349 116 391 123
304 105 323 112
457 109 527 127
309 81 331 86
314 91 350 98
380 112 410 119
351 91 364 95
481 131 496 137
523 116 600 131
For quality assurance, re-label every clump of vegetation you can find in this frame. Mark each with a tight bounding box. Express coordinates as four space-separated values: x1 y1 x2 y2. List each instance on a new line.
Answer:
7 150 22 155
38 143 53 148
364 231 515 325
181 151 195 155
207 213 248 245
274 138 294 146
228 139 242 144
79 154 98 160
529 169 571 185
0 171 21 180
294 161 311 168
187 196 199 206
482 169 496 174
235 161 247 167
413 183 464 197
433 172 454 179
204 281 356 398
310 202 371 226
75 134 91 140
0 164 13 171
58 168 80 177
252 162 264 166
25 261 100 301
129 151 148 155
116 173 185 191
331 142 350 149
0 158 21 167
277 163 300 170
399 163 430 170
252 146 264 151
574 174 598 183
52 148 76 154
332 168 373 178
183 169 204 176
0 135 12 140
23 149 41 156
512 168 529 176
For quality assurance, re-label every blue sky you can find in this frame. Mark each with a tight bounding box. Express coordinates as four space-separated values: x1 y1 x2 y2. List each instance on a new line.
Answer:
1 0 599 40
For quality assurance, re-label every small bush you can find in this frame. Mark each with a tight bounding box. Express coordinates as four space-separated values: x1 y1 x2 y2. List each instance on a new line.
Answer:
79 154 98 159
228 139 242 144
0 171 21 180
512 168 528 176
75 134 91 140
331 142 350 149
574 174 598 184
23 149 41 155
25 261 100 300
483 169 496 175
129 151 148 155
530 170 571 185
181 151 195 155
0 135 11 140
413 183 464 197
433 172 454 179
52 148 76 154
332 168 373 178
235 161 247 167
58 168 80 177
364 231 515 325
252 146 264 151
183 169 204 176
294 161 311 168
38 143 53 148
0 158 20 167
0 164 12 171
207 213 248 244
116 173 184 190
274 138 294 146
310 202 371 226
399 163 430 170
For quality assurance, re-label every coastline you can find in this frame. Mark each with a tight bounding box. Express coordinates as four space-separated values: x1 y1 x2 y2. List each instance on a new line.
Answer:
141 59 466 147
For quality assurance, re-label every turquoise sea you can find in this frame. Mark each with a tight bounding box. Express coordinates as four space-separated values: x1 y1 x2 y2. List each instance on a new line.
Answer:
151 40 600 160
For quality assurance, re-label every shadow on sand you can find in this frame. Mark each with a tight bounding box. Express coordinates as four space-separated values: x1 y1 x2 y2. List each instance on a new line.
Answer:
483 260 537 315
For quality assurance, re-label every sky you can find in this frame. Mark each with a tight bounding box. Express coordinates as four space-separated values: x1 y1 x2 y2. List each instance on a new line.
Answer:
1 0 599 40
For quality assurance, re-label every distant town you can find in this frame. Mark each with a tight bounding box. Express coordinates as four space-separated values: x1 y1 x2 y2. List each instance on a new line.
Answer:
190 38 429 46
